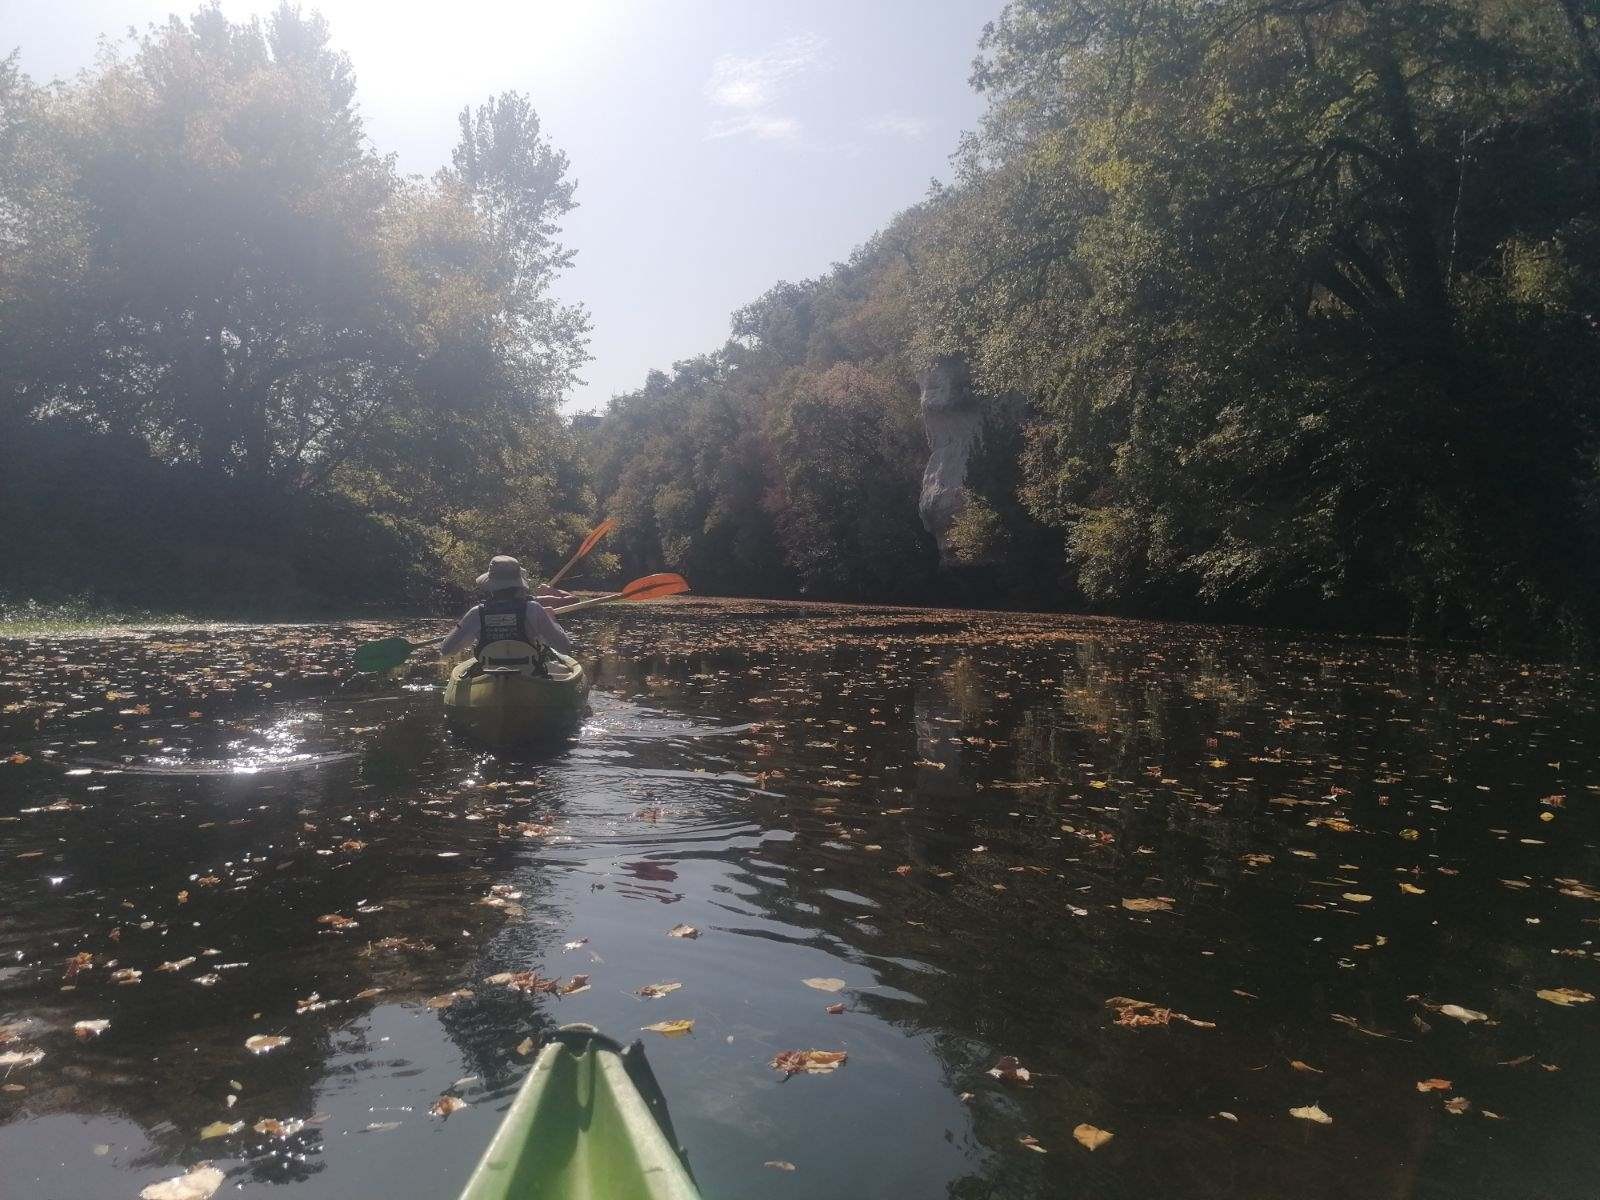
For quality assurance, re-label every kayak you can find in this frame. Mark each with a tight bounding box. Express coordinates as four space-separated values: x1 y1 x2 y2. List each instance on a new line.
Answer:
458 1025 701 1200
442 650 589 744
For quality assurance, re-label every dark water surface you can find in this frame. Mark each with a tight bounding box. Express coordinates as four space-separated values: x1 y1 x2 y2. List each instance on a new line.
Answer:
2 600 1599 1200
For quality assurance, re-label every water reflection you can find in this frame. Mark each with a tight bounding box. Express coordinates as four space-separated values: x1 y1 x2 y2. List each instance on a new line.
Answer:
1 607 1598 1199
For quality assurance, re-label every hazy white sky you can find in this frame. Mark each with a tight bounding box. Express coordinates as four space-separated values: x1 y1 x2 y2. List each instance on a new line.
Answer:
7 0 1003 412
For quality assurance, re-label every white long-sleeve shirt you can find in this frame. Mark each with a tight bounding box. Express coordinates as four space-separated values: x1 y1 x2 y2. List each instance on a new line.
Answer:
438 600 573 658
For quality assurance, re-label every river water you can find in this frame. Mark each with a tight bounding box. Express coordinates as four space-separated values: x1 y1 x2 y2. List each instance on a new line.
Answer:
1 599 1598 1200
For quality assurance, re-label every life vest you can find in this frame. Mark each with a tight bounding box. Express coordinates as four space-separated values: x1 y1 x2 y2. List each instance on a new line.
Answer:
474 598 545 670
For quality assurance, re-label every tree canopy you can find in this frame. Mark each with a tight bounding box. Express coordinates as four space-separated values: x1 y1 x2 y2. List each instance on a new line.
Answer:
0 4 592 609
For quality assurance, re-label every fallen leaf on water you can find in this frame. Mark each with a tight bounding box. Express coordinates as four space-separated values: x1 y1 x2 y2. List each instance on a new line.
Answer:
354 987 384 1000
642 1019 695 1037
637 981 682 999
764 1161 796 1172
1217 1111 1238 1121
6 753 29 765
825 1003 845 1015
1536 987 1595 1006
1342 893 1372 903
667 924 699 939
430 1096 467 1118
1556 879 1600 901
515 1038 536 1056
199 1121 243 1139
987 1056 1031 1084
244 1034 290 1054
1106 996 1216 1029
157 957 196 973
316 914 357 930
111 968 142 986
1399 882 1426 895
1121 897 1173 912
1443 1096 1472 1115
1073 1124 1113 1150
1290 1104 1333 1124
0 1049 44 1068
1289 1060 1322 1073
1439 1004 1490 1024
425 990 474 1010
139 1164 225 1200
1018 1134 1047 1153
1416 1078 1452 1092
73 1019 110 1039
770 1049 847 1076
803 977 846 992
253 1117 305 1137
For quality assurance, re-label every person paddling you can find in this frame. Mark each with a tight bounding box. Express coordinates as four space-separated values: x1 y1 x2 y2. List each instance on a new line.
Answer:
438 555 574 663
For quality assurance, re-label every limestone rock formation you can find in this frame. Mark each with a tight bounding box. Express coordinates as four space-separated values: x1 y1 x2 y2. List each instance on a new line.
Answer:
917 355 984 565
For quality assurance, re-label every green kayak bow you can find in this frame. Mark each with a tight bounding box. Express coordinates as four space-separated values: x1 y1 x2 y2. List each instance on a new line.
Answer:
458 1025 701 1200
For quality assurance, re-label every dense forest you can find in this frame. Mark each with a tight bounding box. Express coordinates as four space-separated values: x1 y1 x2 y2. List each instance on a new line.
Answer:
4 1 1600 650
0 5 599 611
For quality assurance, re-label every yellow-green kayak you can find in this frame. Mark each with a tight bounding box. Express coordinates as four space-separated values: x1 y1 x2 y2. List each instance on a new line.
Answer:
458 1026 700 1200
442 651 589 744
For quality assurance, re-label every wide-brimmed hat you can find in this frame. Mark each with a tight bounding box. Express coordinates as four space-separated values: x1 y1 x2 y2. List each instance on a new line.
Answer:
476 555 531 593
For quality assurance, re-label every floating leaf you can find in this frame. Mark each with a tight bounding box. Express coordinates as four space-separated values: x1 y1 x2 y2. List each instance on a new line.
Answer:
0 1049 44 1068
252 1117 304 1137
825 1003 845 1015
1439 1004 1489 1024
199 1121 242 1139
1073 1124 1113 1150
425 989 473 1010
1289 1060 1322 1074
515 1037 536 1056
244 1034 290 1054
430 1095 467 1118
1443 1096 1472 1115
139 1165 225 1200
637 981 682 999
1290 1104 1333 1124
764 1161 797 1172
1536 987 1594 1006
803 977 846 992
987 1055 1031 1084
642 1019 695 1037
1106 996 1215 1029
770 1049 847 1076
667 924 699 939
1018 1134 1048 1153
73 1019 110 1039
1121 897 1173 912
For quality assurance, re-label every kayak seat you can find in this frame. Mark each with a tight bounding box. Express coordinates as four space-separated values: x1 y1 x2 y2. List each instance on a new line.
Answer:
475 639 550 677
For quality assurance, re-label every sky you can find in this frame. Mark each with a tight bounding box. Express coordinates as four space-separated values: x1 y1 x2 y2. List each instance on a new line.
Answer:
6 0 1004 412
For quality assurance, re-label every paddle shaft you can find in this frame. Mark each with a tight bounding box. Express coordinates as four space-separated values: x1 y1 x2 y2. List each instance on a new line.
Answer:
546 518 615 589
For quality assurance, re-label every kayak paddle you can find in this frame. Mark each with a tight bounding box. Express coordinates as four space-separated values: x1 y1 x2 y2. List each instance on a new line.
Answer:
351 572 689 672
549 572 689 616
546 517 616 589
352 635 433 673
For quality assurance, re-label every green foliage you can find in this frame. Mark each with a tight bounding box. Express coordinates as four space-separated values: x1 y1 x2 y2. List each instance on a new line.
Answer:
914 0 1600 644
0 4 589 609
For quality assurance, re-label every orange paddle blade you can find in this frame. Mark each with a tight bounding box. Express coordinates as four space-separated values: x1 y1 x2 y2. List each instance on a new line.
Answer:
575 517 616 558
619 572 689 600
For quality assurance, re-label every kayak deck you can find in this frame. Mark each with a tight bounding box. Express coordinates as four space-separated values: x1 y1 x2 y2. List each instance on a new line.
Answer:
459 1026 700 1200
443 650 589 744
